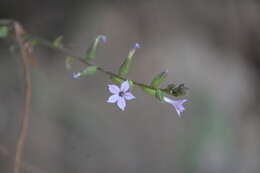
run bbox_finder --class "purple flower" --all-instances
[163,97,187,117]
[107,80,136,111]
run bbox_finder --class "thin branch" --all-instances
[24,34,168,92]
[13,21,32,173]
[0,144,48,173]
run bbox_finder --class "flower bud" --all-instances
[71,66,97,79]
[118,43,140,76]
[85,35,106,62]
[81,66,97,75]
[169,83,188,96]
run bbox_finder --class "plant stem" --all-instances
[24,34,166,92]
[13,22,32,173]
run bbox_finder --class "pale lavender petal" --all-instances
[108,84,120,94]
[117,97,126,111]
[164,97,187,117]
[173,99,187,117]
[107,95,119,103]
[175,111,181,117]
[120,80,129,92]
[178,99,187,104]
[124,92,136,100]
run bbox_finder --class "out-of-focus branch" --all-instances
[13,21,32,173]
[0,144,47,173]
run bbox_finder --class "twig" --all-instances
[0,144,48,173]
[13,21,32,173]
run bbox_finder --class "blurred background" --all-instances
[0,0,260,173]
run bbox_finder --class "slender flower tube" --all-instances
[163,96,187,117]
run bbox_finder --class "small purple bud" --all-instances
[133,43,140,49]
[72,72,81,79]
[99,35,107,43]
[164,69,169,74]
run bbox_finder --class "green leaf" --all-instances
[150,70,168,88]
[155,89,164,101]
[53,36,63,48]
[80,66,97,76]
[85,35,106,62]
[0,26,9,38]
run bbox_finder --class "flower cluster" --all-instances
[107,80,187,117]
[68,37,188,117]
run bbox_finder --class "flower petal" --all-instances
[163,97,187,117]
[117,97,126,111]
[120,80,129,92]
[124,92,136,100]
[180,99,188,104]
[107,95,119,103]
[108,84,120,94]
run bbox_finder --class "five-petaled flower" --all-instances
[163,97,187,117]
[107,80,136,111]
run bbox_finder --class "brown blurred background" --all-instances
[0,0,260,173]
